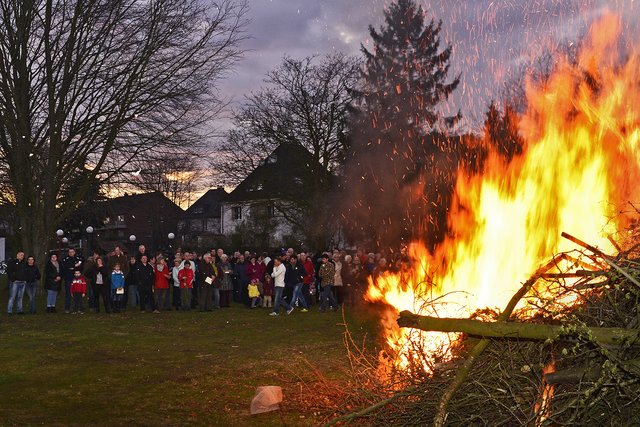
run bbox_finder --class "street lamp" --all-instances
[129,234,136,242]
[168,232,175,260]
[56,229,64,257]
[86,226,94,257]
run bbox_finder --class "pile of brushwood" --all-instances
[315,231,640,426]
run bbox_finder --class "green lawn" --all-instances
[0,284,379,426]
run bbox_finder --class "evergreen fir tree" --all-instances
[344,0,462,249]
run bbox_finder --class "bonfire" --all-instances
[323,13,640,426]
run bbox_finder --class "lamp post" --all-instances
[56,229,64,257]
[86,226,94,258]
[168,232,175,260]
[129,234,136,256]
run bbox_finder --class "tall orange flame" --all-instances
[366,13,640,371]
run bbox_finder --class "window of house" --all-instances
[117,214,125,222]
[247,182,263,192]
[266,154,277,164]
[232,206,242,220]
[267,204,275,217]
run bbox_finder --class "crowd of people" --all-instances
[6,244,408,316]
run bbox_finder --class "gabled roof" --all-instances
[105,191,183,215]
[184,188,228,217]
[224,143,331,203]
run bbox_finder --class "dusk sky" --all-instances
[219,0,640,131]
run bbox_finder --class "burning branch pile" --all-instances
[322,230,640,426]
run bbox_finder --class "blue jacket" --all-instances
[111,271,125,289]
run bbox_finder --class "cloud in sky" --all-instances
[219,0,640,130]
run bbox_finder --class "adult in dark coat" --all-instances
[7,251,27,314]
[44,254,62,313]
[234,255,249,305]
[60,248,82,313]
[198,254,217,311]
[135,255,156,312]
[25,256,42,314]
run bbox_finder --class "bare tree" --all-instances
[212,53,360,187]
[0,0,248,257]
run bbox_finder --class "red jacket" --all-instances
[303,259,315,284]
[154,265,170,289]
[245,262,266,283]
[178,268,194,289]
[71,276,87,294]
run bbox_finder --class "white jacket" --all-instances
[271,263,286,287]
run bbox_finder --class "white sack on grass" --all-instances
[250,386,283,415]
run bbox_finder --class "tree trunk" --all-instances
[397,311,640,346]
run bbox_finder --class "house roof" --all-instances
[104,191,184,215]
[223,143,331,203]
[184,188,228,217]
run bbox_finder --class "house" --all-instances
[96,192,183,253]
[180,187,228,238]
[220,142,332,248]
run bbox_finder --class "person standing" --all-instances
[332,253,344,307]
[269,257,294,316]
[288,255,309,312]
[154,257,171,312]
[70,270,87,314]
[94,257,112,313]
[126,256,139,310]
[319,254,337,312]
[234,254,248,304]
[217,254,233,308]
[24,256,41,314]
[302,255,315,307]
[7,251,27,315]
[198,253,217,311]
[44,254,62,313]
[61,248,82,313]
[136,255,157,313]
[171,258,181,310]
[110,264,125,313]
[178,261,194,311]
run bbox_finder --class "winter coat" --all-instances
[245,262,264,283]
[135,263,155,289]
[218,262,234,291]
[178,268,194,289]
[234,261,248,286]
[44,261,62,292]
[198,261,217,287]
[70,276,87,294]
[154,265,170,289]
[61,255,82,282]
[319,262,335,286]
[25,264,41,283]
[111,271,125,290]
[7,258,28,282]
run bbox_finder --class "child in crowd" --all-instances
[111,263,125,313]
[178,261,194,311]
[262,274,273,308]
[70,269,87,314]
[248,278,262,308]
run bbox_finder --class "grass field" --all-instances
[0,283,380,426]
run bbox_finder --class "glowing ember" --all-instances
[366,13,640,372]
